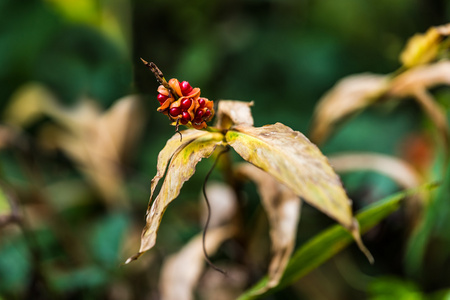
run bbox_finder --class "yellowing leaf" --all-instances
[237,163,301,295]
[126,132,225,263]
[309,74,388,144]
[400,27,442,68]
[227,123,350,227]
[0,185,19,228]
[147,129,211,209]
[0,187,11,216]
[399,24,450,68]
[226,123,372,262]
[4,83,55,128]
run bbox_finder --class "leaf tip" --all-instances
[140,57,149,65]
[123,252,143,265]
[351,219,374,264]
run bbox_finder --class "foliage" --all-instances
[238,183,437,299]
[1,0,450,299]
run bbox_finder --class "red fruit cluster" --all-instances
[156,79,214,129]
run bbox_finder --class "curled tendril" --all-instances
[202,147,230,275]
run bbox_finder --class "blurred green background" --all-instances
[1,0,450,299]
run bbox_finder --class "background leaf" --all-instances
[160,225,236,300]
[1,0,449,298]
[309,74,388,144]
[236,163,301,295]
[0,187,11,216]
[329,152,423,189]
[215,100,254,129]
[238,183,437,300]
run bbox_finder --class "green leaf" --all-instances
[51,266,107,292]
[405,163,450,276]
[368,276,424,300]
[0,237,31,293]
[89,213,129,268]
[0,187,10,215]
[238,183,437,300]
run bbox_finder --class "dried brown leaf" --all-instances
[414,90,449,158]
[5,86,146,204]
[309,74,389,144]
[160,225,236,300]
[40,96,144,204]
[329,152,423,189]
[215,100,254,130]
[329,152,427,229]
[126,132,225,263]
[226,123,372,262]
[436,23,450,35]
[310,61,450,151]
[160,183,237,300]
[200,182,238,228]
[4,83,55,127]
[389,61,450,95]
[388,61,450,156]
[198,266,248,300]
[0,126,17,150]
[236,163,301,294]
[98,95,145,161]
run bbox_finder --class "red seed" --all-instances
[204,109,211,118]
[157,93,168,104]
[180,81,193,95]
[180,118,189,125]
[198,98,206,107]
[193,117,203,124]
[182,111,191,121]
[169,107,182,116]
[195,110,204,119]
[180,98,192,110]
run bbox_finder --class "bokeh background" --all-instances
[1,0,450,299]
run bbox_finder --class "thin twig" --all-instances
[140,58,172,91]
[202,147,230,275]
